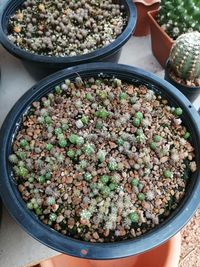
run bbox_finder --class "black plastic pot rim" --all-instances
[0,0,137,65]
[165,60,200,91]
[0,63,200,260]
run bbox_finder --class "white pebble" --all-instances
[76,119,84,128]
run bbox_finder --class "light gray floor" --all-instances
[0,36,199,267]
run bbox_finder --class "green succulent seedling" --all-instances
[129,212,139,223]
[95,108,110,119]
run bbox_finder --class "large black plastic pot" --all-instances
[0,0,137,78]
[165,60,200,103]
[0,198,2,227]
[0,63,200,259]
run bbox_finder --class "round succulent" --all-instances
[97,150,106,162]
[131,178,139,187]
[169,32,200,81]
[67,150,75,159]
[49,213,57,222]
[83,143,95,155]
[163,170,173,178]
[108,160,118,171]
[95,108,110,120]
[46,196,56,206]
[84,172,92,181]
[129,212,139,223]
[100,175,110,184]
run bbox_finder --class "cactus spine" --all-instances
[169,32,200,81]
[157,0,200,39]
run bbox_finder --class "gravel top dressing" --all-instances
[169,70,200,88]
[9,77,197,243]
[8,0,127,57]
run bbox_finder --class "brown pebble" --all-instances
[80,219,91,227]
[120,229,126,236]
[109,142,117,149]
[56,215,64,223]
[38,3,45,12]
[142,201,152,210]
[126,186,132,194]
[14,26,21,33]
[160,156,168,163]
[82,186,88,194]
[93,232,99,240]
[61,177,66,183]
[68,218,75,229]
[75,181,82,187]
[103,230,110,237]
[52,204,59,212]
[66,177,73,184]
[155,199,162,207]
[55,97,63,104]
[91,85,97,90]
[92,176,98,183]
[73,197,81,205]
[18,184,25,192]
[117,215,122,223]
[126,86,134,95]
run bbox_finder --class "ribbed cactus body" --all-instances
[169,32,200,81]
[157,0,200,39]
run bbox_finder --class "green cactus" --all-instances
[169,32,200,81]
[157,0,200,39]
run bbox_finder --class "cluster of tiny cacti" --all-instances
[80,192,137,231]
[169,31,200,81]
[9,75,197,242]
[157,0,200,39]
[8,0,127,56]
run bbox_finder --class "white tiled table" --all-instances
[0,24,199,267]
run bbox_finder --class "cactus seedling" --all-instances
[129,212,139,223]
[80,209,92,221]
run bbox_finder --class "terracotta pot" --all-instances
[39,233,181,267]
[40,256,93,267]
[133,0,160,36]
[147,9,174,67]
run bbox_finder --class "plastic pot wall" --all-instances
[0,0,137,72]
[0,63,200,260]
[0,198,2,227]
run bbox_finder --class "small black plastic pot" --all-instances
[165,60,200,103]
[0,0,137,78]
[0,63,200,259]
